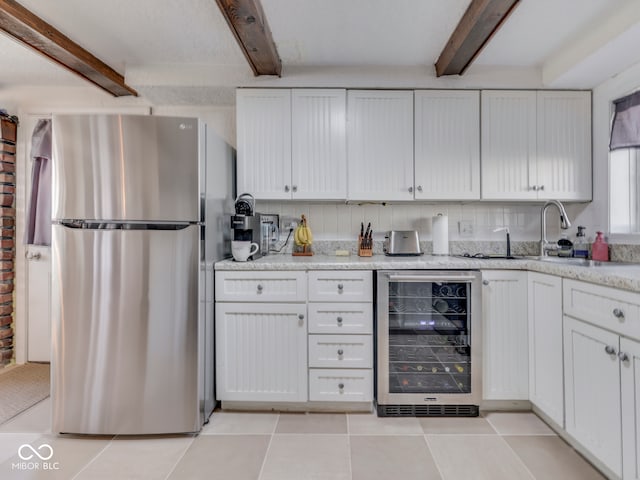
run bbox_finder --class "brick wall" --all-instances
[0,115,17,366]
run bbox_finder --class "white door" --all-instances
[215,302,308,402]
[621,337,640,480]
[25,246,51,362]
[414,90,480,200]
[292,89,347,200]
[564,316,622,477]
[481,270,528,400]
[481,90,537,200]
[536,91,592,201]
[347,90,414,201]
[236,89,292,199]
[528,272,563,426]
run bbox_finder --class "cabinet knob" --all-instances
[408,186,413,193]
[613,308,625,319]
[531,185,538,191]
[539,185,545,191]
[604,345,616,355]
[337,316,343,324]
[417,185,423,192]
[284,185,290,192]
[298,314,305,320]
[337,349,344,356]
[619,351,630,362]
[337,284,344,291]
[482,280,489,286]
[292,185,298,193]
[257,284,263,292]
[338,383,345,390]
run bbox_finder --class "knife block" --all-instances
[358,236,373,257]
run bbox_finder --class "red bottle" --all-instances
[591,231,609,261]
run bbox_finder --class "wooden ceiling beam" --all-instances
[435,0,521,77]
[0,0,137,96]
[215,0,282,76]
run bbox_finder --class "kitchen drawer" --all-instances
[308,303,373,334]
[215,271,307,302]
[308,270,372,302]
[309,368,373,402]
[308,334,372,368]
[563,279,640,340]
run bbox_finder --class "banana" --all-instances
[293,216,313,246]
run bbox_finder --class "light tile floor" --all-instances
[0,399,606,480]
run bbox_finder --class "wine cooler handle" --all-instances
[388,274,474,283]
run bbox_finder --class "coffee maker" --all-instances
[231,194,279,259]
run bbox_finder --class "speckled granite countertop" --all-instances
[215,254,640,294]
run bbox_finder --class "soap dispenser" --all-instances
[591,231,609,261]
[573,226,589,259]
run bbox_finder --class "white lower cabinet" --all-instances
[215,302,307,402]
[528,272,564,427]
[308,270,373,402]
[481,270,528,400]
[621,336,640,480]
[563,316,622,477]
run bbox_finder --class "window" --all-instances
[610,90,640,234]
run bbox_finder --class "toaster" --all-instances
[383,230,423,256]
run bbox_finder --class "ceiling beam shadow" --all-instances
[0,0,137,96]
[435,0,520,77]
[215,0,282,76]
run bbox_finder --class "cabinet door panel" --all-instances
[347,90,414,201]
[415,90,480,200]
[481,91,537,200]
[292,89,346,199]
[215,303,307,402]
[236,89,292,199]
[536,91,591,201]
[482,270,528,400]
[564,316,621,476]
[528,273,563,426]
[621,337,640,480]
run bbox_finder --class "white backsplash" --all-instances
[261,201,588,243]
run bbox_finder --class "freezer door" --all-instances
[51,224,201,434]
[52,114,200,222]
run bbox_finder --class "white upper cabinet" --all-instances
[292,89,347,199]
[536,91,592,200]
[481,90,591,201]
[236,89,347,200]
[415,90,480,200]
[347,90,414,201]
[236,89,292,200]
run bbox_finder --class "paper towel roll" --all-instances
[432,214,449,255]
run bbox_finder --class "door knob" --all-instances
[26,252,41,260]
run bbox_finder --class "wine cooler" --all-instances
[376,270,482,416]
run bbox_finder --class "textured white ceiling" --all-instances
[0,0,638,104]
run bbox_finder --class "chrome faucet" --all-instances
[540,200,572,256]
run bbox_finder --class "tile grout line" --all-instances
[70,435,116,480]
[162,434,197,480]
[346,414,353,480]
[423,434,446,480]
[494,434,537,480]
[256,412,280,480]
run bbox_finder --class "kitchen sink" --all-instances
[528,256,638,267]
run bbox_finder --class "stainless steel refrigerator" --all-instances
[51,114,234,434]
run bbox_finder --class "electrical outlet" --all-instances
[459,220,474,237]
[281,217,298,230]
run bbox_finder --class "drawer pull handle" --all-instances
[604,345,616,355]
[337,284,344,291]
[482,280,489,286]
[337,316,343,324]
[337,349,344,356]
[257,284,263,292]
[338,383,344,390]
[613,308,625,319]
[619,352,630,362]
[298,314,305,320]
